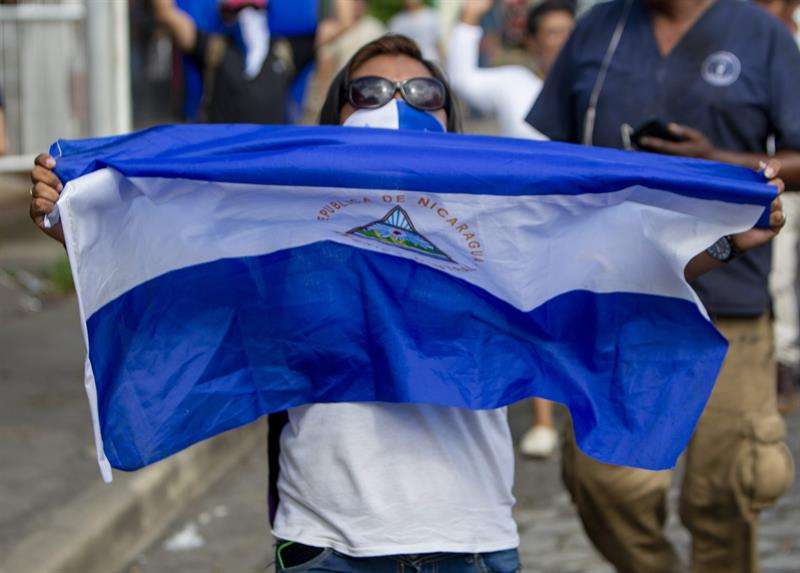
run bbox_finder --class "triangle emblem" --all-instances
[347,206,454,262]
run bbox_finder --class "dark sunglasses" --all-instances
[346,76,447,112]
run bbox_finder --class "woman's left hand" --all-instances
[684,160,785,282]
[731,159,786,252]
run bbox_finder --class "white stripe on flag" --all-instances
[60,168,763,320]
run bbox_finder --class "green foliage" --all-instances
[354,227,439,255]
[367,0,434,23]
[49,256,74,294]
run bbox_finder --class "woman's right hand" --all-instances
[29,153,65,245]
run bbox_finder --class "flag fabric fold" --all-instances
[49,124,775,479]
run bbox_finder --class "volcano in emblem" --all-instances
[347,206,454,262]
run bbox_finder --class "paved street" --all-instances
[128,404,800,573]
[0,194,101,559]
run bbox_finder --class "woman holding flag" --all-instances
[28,34,786,573]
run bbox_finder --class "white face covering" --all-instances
[343,99,446,132]
[237,7,270,79]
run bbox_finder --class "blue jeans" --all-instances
[275,546,520,573]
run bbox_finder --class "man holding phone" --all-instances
[526,0,800,571]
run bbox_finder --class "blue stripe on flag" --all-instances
[51,125,775,213]
[86,241,726,471]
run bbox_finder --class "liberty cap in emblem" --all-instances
[701,51,741,87]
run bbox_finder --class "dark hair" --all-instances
[318,34,462,133]
[527,0,576,36]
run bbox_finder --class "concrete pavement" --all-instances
[0,195,98,559]
[0,282,265,573]
[0,195,264,573]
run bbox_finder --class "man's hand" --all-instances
[461,0,494,26]
[639,123,717,160]
[639,122,800,186]
[29,153,65,245]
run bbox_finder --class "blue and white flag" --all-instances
[48,125,775,480]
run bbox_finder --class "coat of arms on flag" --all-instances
[348,206,454,262]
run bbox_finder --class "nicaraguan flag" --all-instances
[47,125,775,480]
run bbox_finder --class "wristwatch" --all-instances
[706,236,741,263]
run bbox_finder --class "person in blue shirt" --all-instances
[154,0,356,123]
[526,0,800,571]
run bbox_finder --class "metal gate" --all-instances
[0,2,88,158]
[0,0,130,174]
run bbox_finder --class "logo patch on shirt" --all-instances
[701,51,741,87]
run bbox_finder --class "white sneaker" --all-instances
[519,425,558,459]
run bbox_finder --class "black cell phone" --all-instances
[276,541,325,569]
[631,119,684,149]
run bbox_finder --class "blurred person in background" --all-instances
[525,0,576,76]
[314,0,387,112]
[757,0,800,42]
[448,0,576,458]
[153,0,356,123]
[161,0,269,121]
[500,0,533,45]
[389,0,442,62]
[526,0,800,570]
[0,83,7,156]
[757,0,800,413]
[448,0,576,140]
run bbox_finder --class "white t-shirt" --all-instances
[272,402,518,557]
[447,23,545,140]
[794,8,799,48]
[389,8,441,62]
